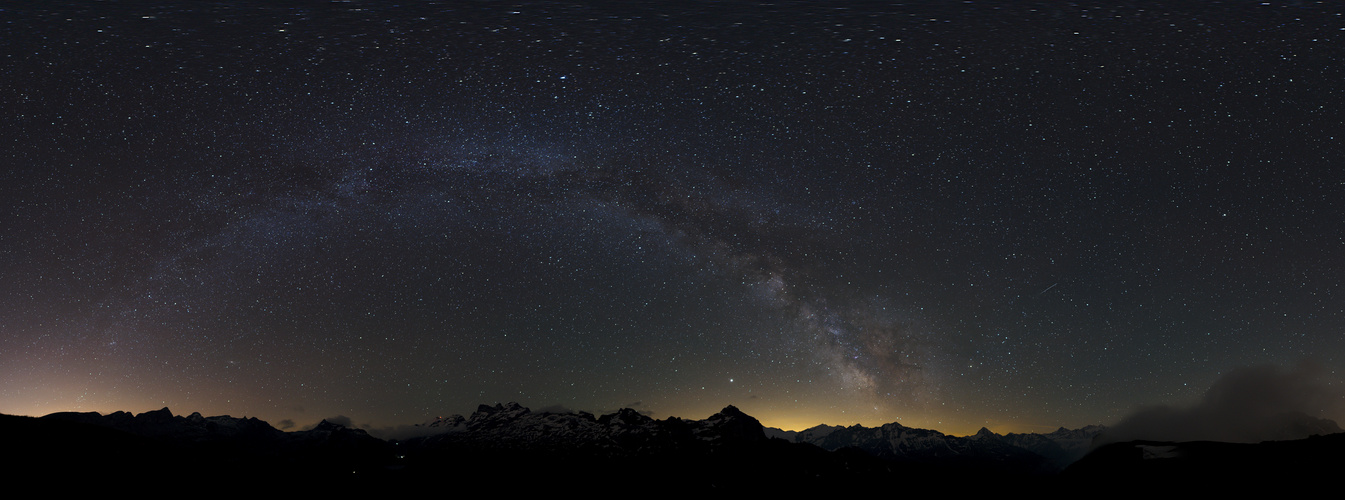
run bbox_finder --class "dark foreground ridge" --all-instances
[4,404,1341,494]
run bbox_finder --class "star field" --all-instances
[2,1,1344,434]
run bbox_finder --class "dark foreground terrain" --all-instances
[5,405,1342,495]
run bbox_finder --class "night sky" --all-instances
[3,1,1344,435]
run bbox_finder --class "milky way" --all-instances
[3,1,1344,434]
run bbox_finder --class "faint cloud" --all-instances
[1100,360,1345,444]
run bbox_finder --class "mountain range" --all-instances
[5,403,1340,494]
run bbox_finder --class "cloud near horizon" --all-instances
[1100,361,1345,444]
